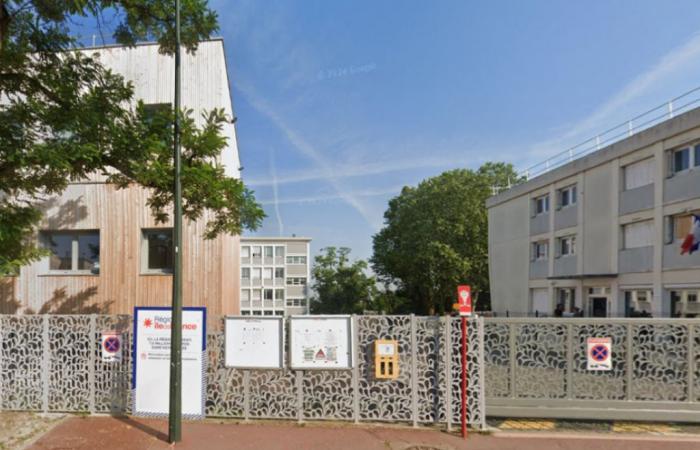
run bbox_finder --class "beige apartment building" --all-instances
[239,237,311,316]
[487,107,700,318]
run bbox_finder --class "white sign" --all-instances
[290,316,354,369]
[101,332,123,363]
[376,342,396,357]
[132,307,206,418]
[225,316,284,369]
[586,337,612,371]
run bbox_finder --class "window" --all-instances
[286,256,307,264]
[264,310,273,316]
[286,277,307,286]
[557,288,575,312]
[275,268,284,279]
[275,289,285,300]
[286,298,307,307]
[251,289,261,301]
[696,145,700,168]
[252,246,262,258]
[142,229,172,273]
[558,185,577,208]
[252,268,262,280]
[241,311,251,316]
[624,158,654,190]
[532,241,548,261]
[264,289,273,300]
[531,288,550,315]
[263,268,273,280]
[666,214,694,243]
[670,289,700,317]
[42,230,100,273]
[668,145,700,175]
[534,194,549,215]
[623,220,654,249]
[241,268,250,279]
[252,311,262,316]
[558,236,576,257]
[264,246,274,258]
[241,290,250,301]
[241,246,250,258]
[275,246,285,257]
[274,311,284,316]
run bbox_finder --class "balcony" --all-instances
[664,169,700,204]
[554,206,577,230]
[530,213,550,235]
[553,255,577,277]
[619,246,653,273]
[529,260,549,279]
[663,244,700,270]
[619,184,654,215]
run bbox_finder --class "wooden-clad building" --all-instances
[1,39,241,316]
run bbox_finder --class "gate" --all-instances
[0,314,485,429]
[484,318,700,422]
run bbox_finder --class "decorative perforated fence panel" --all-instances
[0,315,485,429]
[484,318,700,422]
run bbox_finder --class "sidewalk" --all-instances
[26,416,700,450]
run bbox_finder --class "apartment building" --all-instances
[487,107,700,318]
[239,237,311,316]
[0,40,242,316]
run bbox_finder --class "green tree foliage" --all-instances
[310,247,379,315]
[0,1,264,275]
[371,163,522,315]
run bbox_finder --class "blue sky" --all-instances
[79,1,700,262]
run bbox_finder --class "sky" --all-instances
[77,1,700,262]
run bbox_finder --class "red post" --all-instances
[461,315,468,439]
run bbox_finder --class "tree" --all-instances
[310,247,378,315]
[0,1,264,275]
[371,162,522,315]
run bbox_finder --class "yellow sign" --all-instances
[374,339,399,379]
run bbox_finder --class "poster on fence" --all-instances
[289,315,353,369]
[586,337,612,371]
[225,316,284,369]
[132,306,206,418]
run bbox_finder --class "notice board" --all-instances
[289,315,353,369]
[132,306,206,419]
[225,316,284,369]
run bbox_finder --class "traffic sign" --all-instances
[586,337,612,371]
[101,332,122,363]
[457,285,472,317]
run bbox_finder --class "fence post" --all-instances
[0,316,3,411]
[410,314,418,427]
[88,315,96,414]
[243,370,250,422]
[352,315,360,424]
[566,323,573,400]
[509,323,517,399]
[444,316,452,432]
[296,370,304,423]
[477,317,486,430]
[626,323,634,401]
[688,324,695,403]
[42,315,49,413]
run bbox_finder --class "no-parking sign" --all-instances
[586,337,612,371]
[101,332,123,363]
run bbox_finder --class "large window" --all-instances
[669,145,700,175]
[558,236,576,257]
[558,185,577,208]
[241,267,250,280]
[624,158,654,190]
[275,289,285,300]
[665,214,695,243]
[533,194,549,215]
[251,246,262,258]
[286,298,307,307]
[264,246,274,258]
[142,229,173,273]
[241,246,250,258]
[42,230,100,274]
[275,267,285,279]
[286,277,307,286]
[532,241,548,261]
[286,255,307,265]
[275,246,285,257]
[623,220,654,249]
[252,268,262,280]
[263,268,273,280]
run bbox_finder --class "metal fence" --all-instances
[0,314,485,429]
[483,318,700,422]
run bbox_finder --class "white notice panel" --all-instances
[225,316,284,369]
[290,315,353,369]
[132,307,206,419]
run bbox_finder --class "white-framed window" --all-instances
[264,289,273,300]
[622,220,654,249]
[264,246,274,258]
[286,298,307,307]
[251,289,261,301]
[275,289,285,300]
[41,230,100,274]
[665,214,696,244]
[286,255,307,264]
[252,268,262,280]
[141,228,172,273]
[624,158,654,190]
[241,267,250,279]
[252,246,262,258]
[241,290,251,301]
[286,277,307,286]
[274,311,284,316]
[241,246,250,258]
[557,288,575,312]
[241,311,251,316]
[533,194,549,215]
[532,241,548,261]
[263,268,273,280]
[670,289,700,317]
[558,185,577,208]
[668,144,700,175]
[558,235,576,257]
[275,267,284,279]
[264,310,273,316]
[275,246,285,257]
[252,310,262,316]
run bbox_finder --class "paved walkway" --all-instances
[26,417,700,450]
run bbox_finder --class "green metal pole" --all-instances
[168,0,183,443]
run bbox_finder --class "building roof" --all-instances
[240,236,312,242]
[486,106,700,208]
